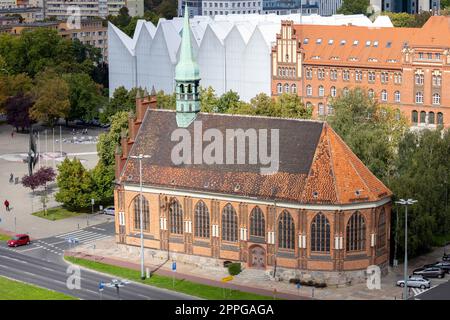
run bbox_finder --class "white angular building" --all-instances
[108,13,393,101]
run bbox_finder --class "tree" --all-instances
[156,90,176,110]
[55,158,94,211]
[101,86,140,122]
[328,87,408,183]
[442,0,450,8]
[200,86,218,113]
[63,73,105,124]
[0,73,33,110]
[390,129,450,257]
[22,166,56,192]
[251,93,276,117]
[155,0,177,19]
[275,93,312,119]
[31,75,70,127]
[384,12,431,28]
[216,90,241,113]
[90,162,115,205]
[337,0,370,15]
[97,111,130,167]
[5,93,34,132]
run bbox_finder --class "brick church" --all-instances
[114,8,392,283]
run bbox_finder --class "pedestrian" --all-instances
[9,173,13,183]
[11,130,14,138]
[4,199,10,212]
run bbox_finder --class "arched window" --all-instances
[194,201,210,238]
[368,89,374,99]
[169,199,183,235]
[346,212,366,251]
[284,83,290,93]
[222,204,238,242]
[277,83,282,94]
[318,85,324,97]
[278,210,295,250]
[381,90,387,102]
[415,92,423,104]
[327,104,334,115]
[330,86,336,97]
[377,209,386,249]
[306,85,312,96]
[133,195,150,231]
[433,93,440,105]
[249,206,265,238]
[420,111,426,123]
[318,103,325,116]
[187,84,192,93]
[179,84,185,94]
[429,111,435,124]
[394,91,401,103]
[412,110,418,123]
[291,84,297,94]
[310,212,330,252]
[343,87,349,96]
[437,112,444,125]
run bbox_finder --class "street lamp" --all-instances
[129,154,151,280]
[395,198,417,300]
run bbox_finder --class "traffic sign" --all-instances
[172,261,177,272]
[221,276,234,283]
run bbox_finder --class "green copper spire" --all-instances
[175,4,201,128]
[175,4,200,82]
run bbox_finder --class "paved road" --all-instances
[0,222,196,300]
[414,279,450,300]
[1,222,115,263]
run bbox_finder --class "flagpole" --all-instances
[59,125,62,157]
[52,128,55,168]
[45,130,48,166]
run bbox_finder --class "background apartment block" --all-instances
[201,0,263,16]
[44,0,142,20]
[58,19,108,60]
[262,0,319,15]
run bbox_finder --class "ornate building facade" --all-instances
[271,16,450,128]
[114,8,393,283]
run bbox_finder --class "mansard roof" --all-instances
[119,109,392,206]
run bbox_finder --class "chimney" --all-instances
[115,145,124,180]
[136,87,157,123]
[120,130,129,159]
[128,113,137,143]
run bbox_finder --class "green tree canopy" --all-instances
[30,72,70,126]
[337,0,370,15]
[55,158,94,210]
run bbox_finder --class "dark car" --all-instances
[443,254,450,262]
[413,267,446,278]
[7,234,31,247]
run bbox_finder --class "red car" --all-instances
[7,234,31,247]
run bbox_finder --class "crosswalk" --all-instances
[55,229,111,245]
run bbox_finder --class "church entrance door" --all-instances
[250,245,266,269]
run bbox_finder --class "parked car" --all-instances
[7,234,31,247]
[103,206,115,216]
[443,254,450,262]
[397,276,431,289]
[413,267,445,278]
[431,262,450,274]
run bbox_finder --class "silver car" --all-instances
[396,276,431,289]
[103,206,115,216]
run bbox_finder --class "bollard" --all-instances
[146,267,150,279]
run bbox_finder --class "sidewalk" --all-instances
[65,250,308,300]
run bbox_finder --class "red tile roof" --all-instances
[119,110,391,205]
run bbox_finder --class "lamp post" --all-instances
[129,154,151,280]
[395,198,417,300]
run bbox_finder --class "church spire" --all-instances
[175,4,201,128]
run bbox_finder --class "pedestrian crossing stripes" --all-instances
[411,285,434,297]
[55,229,111,244]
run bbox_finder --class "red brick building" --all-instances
[271,16,450,128]
[114,91,392,283]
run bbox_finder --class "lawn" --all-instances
[0,276,77,300]
[32,206,84,221]
[65,256,275,300]
[0,233,10,241]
